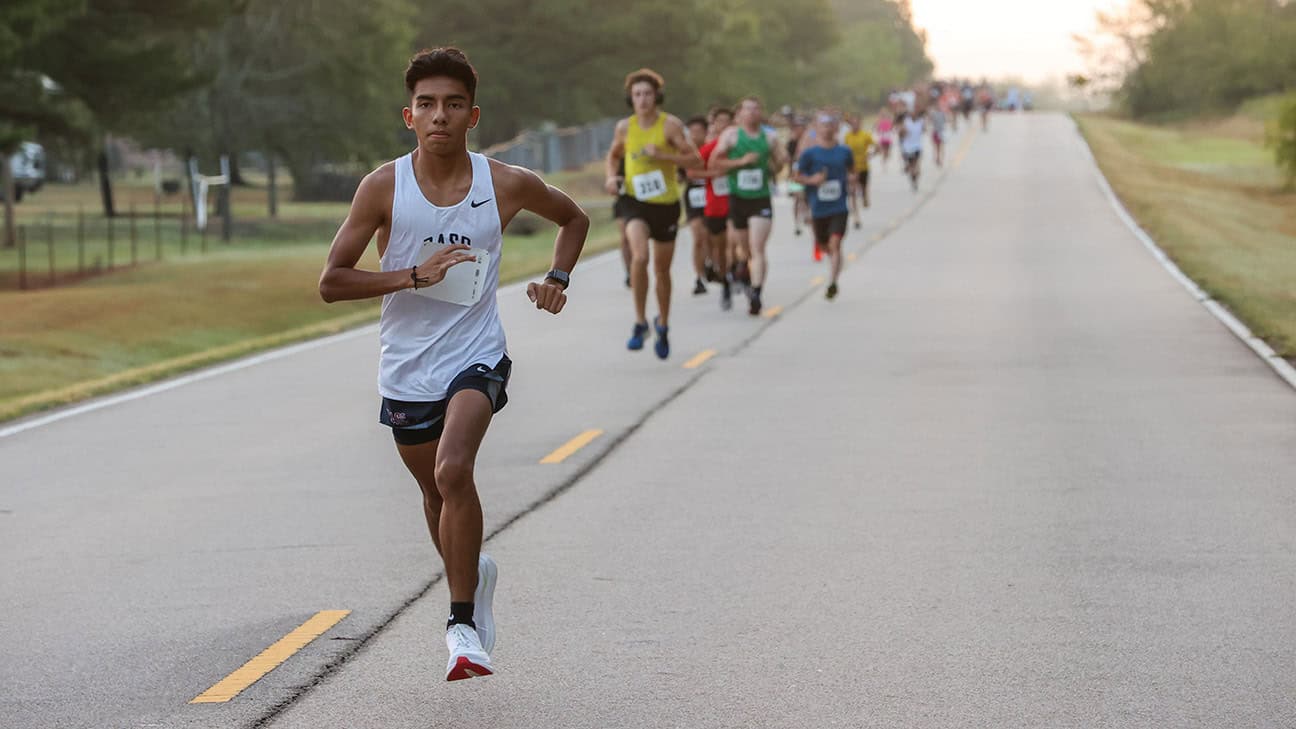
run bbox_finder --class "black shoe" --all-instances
[720,282,733,311]
[853,220,861,230]
[748,291,762,316]
[624,274,631,288]
[693,278,707,295]
[794,227,802,236]
[704,263,720,283]
[826,282,838,300]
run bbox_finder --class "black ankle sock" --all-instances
[753,286,763,297]
[447,601,475,629]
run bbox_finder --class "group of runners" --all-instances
[604,68,995,358]
[319,49,997,682]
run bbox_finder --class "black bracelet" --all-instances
[410,265,419,289]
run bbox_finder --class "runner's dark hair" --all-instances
[406,47,478,103]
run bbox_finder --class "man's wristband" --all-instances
[410,266,420,289]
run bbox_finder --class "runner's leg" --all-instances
[396,440,443,555]
[748,216,772,287]
[627,219,651,324]
[653,239,675,327]
[396,390,493,603]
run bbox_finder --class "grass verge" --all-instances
[0,219,619,423]
[1076,109,1296,362]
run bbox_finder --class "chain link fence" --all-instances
[483,119,617,173]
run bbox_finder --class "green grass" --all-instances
[0,218,618,422]
[0,159,614,421]
[1077,110,1296,361]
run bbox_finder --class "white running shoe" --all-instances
[445,623,493,681]
[474,553,497,654]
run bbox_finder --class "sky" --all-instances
[909,0,1126,83]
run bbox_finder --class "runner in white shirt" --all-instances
[899,111,926,191]
[318,47,588,682]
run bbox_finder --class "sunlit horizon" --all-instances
[909,0,1127,83]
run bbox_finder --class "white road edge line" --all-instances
[0,248,621,439]
[1073,116,1296,392]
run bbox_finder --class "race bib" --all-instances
[817,179,842,202]
[711,175,730,197]
[687,186,707,208]
[736,168,764,191]
[631,170,667,200]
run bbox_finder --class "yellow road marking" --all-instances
[191,610,350,704]
[847,253,858,262]
[952,127,977,167]
[762,305,784,319]
[682,349,716,369]
[540,429,603,464]
[810,275,825,286]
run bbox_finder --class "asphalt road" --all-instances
[2,113,1293,729]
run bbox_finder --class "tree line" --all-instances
[1089,0,1296,118]
[2,0,931,219]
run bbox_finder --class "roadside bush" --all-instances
[1267,93,1296,190]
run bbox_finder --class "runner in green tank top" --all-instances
[708,96,787,315]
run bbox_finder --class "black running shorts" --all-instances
[380,355,511,446]
[856,170,869,188]
[624,198,680,242]
[704,215,727,236]
[728,196,773,230]
[612,194,634,221]
[812,213,848,245]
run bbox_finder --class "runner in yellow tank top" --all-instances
[843,115,875,227]
[604,68,701,360]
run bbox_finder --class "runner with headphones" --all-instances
[604,68,702,359]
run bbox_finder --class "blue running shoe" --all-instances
[653,317,670,359]
[627,321,649,350]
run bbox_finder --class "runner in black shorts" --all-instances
[605,68,702,359]
[612,158,633,287]
[681,115,711,295]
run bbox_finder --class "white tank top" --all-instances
[378,151,506,401]
[902,117,925,154]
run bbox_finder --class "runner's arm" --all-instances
[768,130,789,172]
[318,168,474,303]
[707,130,753,173]
[509,167,588,314]
[652,117,703,169]
[604,121,628,195]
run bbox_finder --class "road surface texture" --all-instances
[2,114,1292,728]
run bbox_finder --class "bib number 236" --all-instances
[736,168,763,192]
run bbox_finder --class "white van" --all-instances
[4,142,46,202]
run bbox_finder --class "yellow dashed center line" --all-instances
[540,429,603,464]
[809,275,825,286]
[191,610,350,704]
[762,305,784,319]
[846,253,858,262]
[682,349,716,369]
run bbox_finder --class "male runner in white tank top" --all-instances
[318,47,589,681]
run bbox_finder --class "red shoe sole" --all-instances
[446,656,493,682]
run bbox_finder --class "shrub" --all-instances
[1266,92,1296,190]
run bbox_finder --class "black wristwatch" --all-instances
[544,269,570,290]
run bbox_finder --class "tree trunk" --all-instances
[2,160,14,248]
[97,149,116,218]
[228,153,248,186]
[267,155,278,218]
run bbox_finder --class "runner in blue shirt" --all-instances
[795,112,854,300]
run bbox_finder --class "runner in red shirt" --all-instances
[693,106,736,311]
